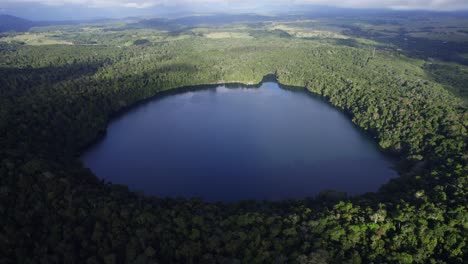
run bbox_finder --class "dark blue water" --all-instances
[82,81,397,202]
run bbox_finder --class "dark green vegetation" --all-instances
[0,15,35,32]
[0,14,86,33]
[0,13,467,263]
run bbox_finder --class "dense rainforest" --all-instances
[0,20,467,264]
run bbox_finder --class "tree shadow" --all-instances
[0,61,106,97]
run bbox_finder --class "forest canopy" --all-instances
[0,13,467,264]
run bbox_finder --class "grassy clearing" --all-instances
[269,23,348,39]
[204,32,253,39]
[460,53,468,59]
[0,32,73,45]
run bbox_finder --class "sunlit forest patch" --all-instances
[269,23,349,39]
[0,32,74,45]
[204,31,253,39]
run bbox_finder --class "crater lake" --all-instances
[81,79,397,202]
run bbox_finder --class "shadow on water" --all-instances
[102,73,313,132]
[82,74,397,202]
[274,77,401,168]
[85,73,401,169]
[104,75,273,124]
[78,75,270,155]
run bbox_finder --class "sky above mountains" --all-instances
[3,0,467,10]
[1,0,467,20]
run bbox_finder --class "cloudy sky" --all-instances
[2,0,467,9]
[1,0,467,20]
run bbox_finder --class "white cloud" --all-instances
[1,0,468,10]
[122,1,155,8]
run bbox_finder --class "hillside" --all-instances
[0,15,35,32]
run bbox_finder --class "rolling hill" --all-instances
[0,15,35,32]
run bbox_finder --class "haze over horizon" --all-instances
[1,0,468,20]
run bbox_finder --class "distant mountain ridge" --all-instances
[127,14,275,31]
[2,10,468,33]
[172,14,273,26]
[0,15,35,32]
[0,14,125,32]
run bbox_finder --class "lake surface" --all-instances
[82,80,397,202]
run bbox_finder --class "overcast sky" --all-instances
[1,0,467,20]
[2,0,468,10]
